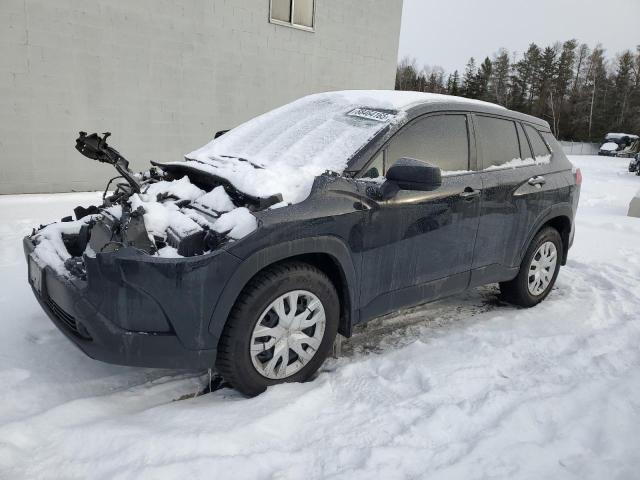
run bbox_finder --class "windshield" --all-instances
[187,93,398,169]
[183,92,403,203]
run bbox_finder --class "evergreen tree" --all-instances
[551,40,577,136]
[532,46,558,119]
[490,49,511,106]
[610,51,635,128]
[462,58,478,98]
[394,40,640,142]
[449,70,460,96]
[476,57,493,100]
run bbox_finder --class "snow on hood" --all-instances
[183,91,504,204]
[600,142,619,151]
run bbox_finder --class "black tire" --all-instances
[500,227,563,308]
[215,261,339,397]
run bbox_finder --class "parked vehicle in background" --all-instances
[24,91,581,396]
[629,154,640,173]
[617,139,640,158]
[598,133,639,156]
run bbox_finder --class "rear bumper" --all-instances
[24,237,240,369]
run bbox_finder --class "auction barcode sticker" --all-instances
[347,108,396,122]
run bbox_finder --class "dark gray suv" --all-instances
[24,91,581,396]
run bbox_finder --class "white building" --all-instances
[0,0,403,194]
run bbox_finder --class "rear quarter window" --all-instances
[516,123,533,159]
[541,131,562,154]
[524,124,551,159]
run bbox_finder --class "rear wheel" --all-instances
[500,227,562,307]
[216,262,339,396]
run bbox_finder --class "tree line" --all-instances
[395,41,640,142]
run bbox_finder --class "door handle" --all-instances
[528,176,546,186]
[460,187,480,200]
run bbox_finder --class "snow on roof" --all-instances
[183,91,504,204]
[605,132,639,140]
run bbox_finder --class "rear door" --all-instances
[471,115,556,283]
[358,113,483,319]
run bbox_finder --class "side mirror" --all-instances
[214,130,229,139]
[386,157,442,191]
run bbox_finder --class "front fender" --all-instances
[207,235,359,339]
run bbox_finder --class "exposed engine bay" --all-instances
[29,132,282,279]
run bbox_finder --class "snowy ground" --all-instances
[1,155,640,479]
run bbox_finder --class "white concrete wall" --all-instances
[0,0,403,194]
[559,141,600,156]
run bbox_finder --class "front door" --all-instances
[358,113,482,320]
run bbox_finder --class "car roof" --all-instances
[328,90,551,130]
[404,99,550,130]
[605,132,639,140]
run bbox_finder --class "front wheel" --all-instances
[500,227,562,307]
[216,262,339,396]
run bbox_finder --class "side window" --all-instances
[386,114,469,172]
[516,123,533,160]
[362,151,384,178]
[524,125,551,159]
[541,131,560,154]
[476,116,520,168]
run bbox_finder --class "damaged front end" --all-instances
[29,132,282,280]
[23,132,287,368]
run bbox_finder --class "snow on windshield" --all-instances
[184,91,503,204]
[184,93,396,204]
[600,142,619,151]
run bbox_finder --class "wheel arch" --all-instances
[208,236,359,341]
[545,216,572,265]
[521,206,573,266]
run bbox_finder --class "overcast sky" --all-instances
[398,0,640,73]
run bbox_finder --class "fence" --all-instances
[559,141,600,156]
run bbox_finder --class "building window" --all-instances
[270,0,315,31]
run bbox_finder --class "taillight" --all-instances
[575,168,582,186]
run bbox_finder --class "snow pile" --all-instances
[3,157,640,477]
[31,216,97,276]
[130,193,200,240]
[142,176,205,202]
[212,207,257,239]
[130,177,258,247]
[183,91,506,204]
[442,169,472,176]
[485,154,551,171]
[600,142,619,152]
[193,186,235,213]
[156,245,183,258]
[29,176,259,270]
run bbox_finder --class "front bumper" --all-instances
[24,237,240,369]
